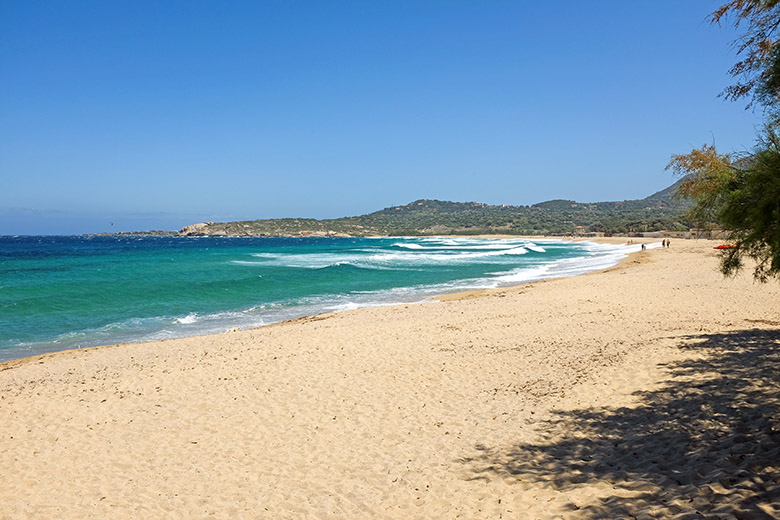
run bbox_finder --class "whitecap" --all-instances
[176,313,198,324]
[525,243,546,253]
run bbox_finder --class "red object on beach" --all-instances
[713,244,737,249]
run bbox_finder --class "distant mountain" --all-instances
[178,179,692,237]
[532,177,688,211]
[642,176,689,205]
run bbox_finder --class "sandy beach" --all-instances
[1,238,779,519]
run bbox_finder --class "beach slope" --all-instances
[1,239,779,519]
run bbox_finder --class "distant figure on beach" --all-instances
[667,239,671,248]
[641,243,646,251]
[662,239,666,247]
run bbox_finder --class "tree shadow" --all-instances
[461,329,780,519]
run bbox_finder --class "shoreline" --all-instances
[0,236,650,367]
[3,238,777,518]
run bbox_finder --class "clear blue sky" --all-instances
[0,1,765,234]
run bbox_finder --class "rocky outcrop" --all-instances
[179,222,214,236]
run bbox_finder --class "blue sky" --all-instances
[0,1,766,234]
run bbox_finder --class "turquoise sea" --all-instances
[0,235,642,362]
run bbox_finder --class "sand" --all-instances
[1,238,779,519]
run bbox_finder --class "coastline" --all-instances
[0,235,641,365]
[2,238,779,518]
[0,235,639,369]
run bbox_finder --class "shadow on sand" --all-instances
[461,329,780,519]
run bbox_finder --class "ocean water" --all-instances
[0,235,645,362]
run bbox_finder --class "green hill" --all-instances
[179,180,691,237]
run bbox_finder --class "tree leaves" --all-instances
[711,0,780,107]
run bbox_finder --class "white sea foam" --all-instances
[487,241,636,286]
[299,240,592,273]
[176,313,198,324]
[237,241,541,270]
[230,260,270,266]
[396,243,523,250]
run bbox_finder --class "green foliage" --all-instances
[666,2,780,281]
[667,144,736,228]
[718,133,780,280]
[712,0,780,109]
[668,131,780,281]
